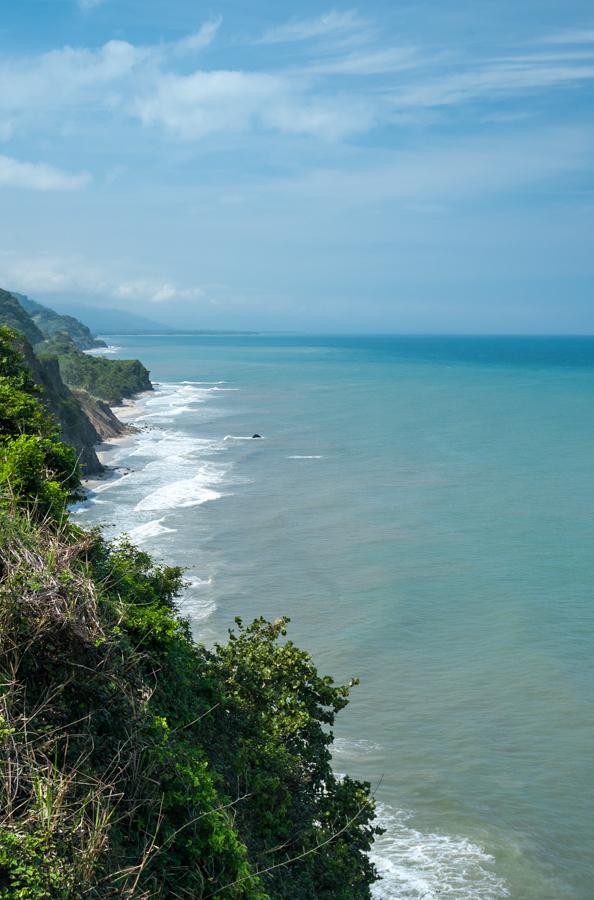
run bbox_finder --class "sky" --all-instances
[0,0,593,332]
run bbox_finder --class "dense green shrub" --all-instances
[0,328,81,518]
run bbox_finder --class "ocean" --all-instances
[74,334,594,899]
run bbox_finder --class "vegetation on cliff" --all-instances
[0,289,45,347]
[13,292,107,350]
[0,294,151,472]
[0,326,380,898]
[1,328,103,475]
[39,334,152,405]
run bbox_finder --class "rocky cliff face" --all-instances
[1,291,146,475]
[73,389,136,441]
[20,342,104,474]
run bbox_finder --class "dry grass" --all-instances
[0,512,162,897]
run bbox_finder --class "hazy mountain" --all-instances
[47,303,171,335]
[13,292,106,349]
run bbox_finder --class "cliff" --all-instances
[0,292,150,473]
[19,340,104,474]
[73,388,135,440]
[38,333,153,404]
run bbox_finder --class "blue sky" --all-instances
[0,0,593,332]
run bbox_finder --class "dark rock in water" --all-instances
[252,433,262,439]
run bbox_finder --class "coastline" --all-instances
[82,390,153,490]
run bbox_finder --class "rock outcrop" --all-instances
[0,290,149,475]
[73,390,136,441]
[20,344,104,474]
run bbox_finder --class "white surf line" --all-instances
[370,803,508,900]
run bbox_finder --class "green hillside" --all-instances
[0,289,45,346]
[0,292,151,472]
[39,333,152,404]
[13,292,107,349]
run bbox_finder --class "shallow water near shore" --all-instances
[75,334,594,899]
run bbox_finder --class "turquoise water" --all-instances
[76,335,594,899]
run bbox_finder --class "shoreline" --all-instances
[82,389,153,491]
[71,338,512,900]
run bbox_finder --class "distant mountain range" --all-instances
[1,289,259,344]
[47,303,171,335]
[46,302,257,336]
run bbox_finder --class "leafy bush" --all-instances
[0,328,81,518]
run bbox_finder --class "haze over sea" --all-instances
[76,333,594,900]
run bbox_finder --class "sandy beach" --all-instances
[82,390,152,490]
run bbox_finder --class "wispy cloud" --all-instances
[136,69,377,140]
[0,250,206,303]
[304,46,420,76]
[540,26,594,45]
[390,55,594,110]
[1,16,594,151]
[0,155,90,190]
[173,17,222,57]
[259,10,365,45]
[114,280,205,302]
[0,40,149,118]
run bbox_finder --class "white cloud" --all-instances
[391,56,594,110]
[304,46,420,76]
[114,280,205,303]
[0,251,206,304]
[173,17,222,56]
[0,40,150,117]
[259,10,365,45]
[1,18,593,152]
[136,68,376,140]
[0,155,90,190]
[541,27,594,45]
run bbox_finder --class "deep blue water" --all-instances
[76,334,594,899]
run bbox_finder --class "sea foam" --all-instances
[135,477,223,512]
[370,804,508,900]
[180,576,216,622]
[128,518,176,543]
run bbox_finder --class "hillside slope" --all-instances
[14,292,107,349]
[0,288,44,346]
[39,333,152,404]
[22,341,104,474]
[0,293,150,472]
